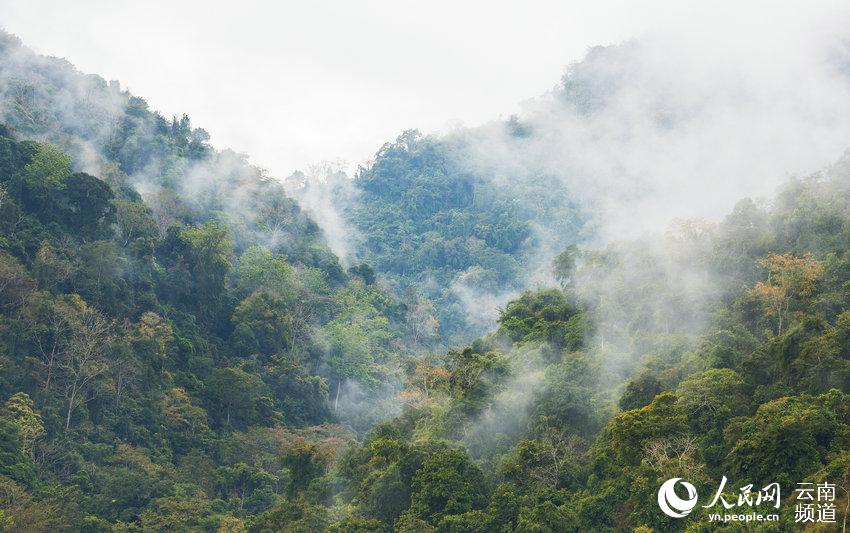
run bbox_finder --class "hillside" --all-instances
[292,37,850,349]
[294,156,850,532]
[344,130,583,343]
[0,32,435,530]
[0,28,849,532]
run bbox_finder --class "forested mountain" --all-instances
[0,31,433,530]
[342,129,583,343]
[292,37,850,348]
[0,28,849,532]
[308,156,850,532]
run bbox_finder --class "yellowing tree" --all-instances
[135,311,174,361]
[752,252,824,335]
[412,364,451,397]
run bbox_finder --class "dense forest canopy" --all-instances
[290,36,850,349]
[343,129,583,343]
[0,27,849,533]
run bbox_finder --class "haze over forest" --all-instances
[0,4,849,532]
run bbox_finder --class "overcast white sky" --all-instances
[0,0,846,178]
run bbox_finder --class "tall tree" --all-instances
[55,295,115,430]
[752,252,824,335]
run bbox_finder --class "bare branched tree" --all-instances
[56,298,115,430]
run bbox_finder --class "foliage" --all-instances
[0,98,420,528]
[3,29,850,530]
[348,130,579,342]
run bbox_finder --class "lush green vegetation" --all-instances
[1,28,850,532]
[4,122,850,529]
[0,50,435,527]
[348,129,582,343]
[316,163,850,532]
[0,117,434,529]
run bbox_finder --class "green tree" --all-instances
[724,390,848,486]
[322,283,392,411]
[609,392,689,464]
[675,368,748,427]
[1,393,43,459]
[213,463,276,512]
[408,448,486,524]
[160,388,212,454]
[498,289,586,351]
[280,438,330,497]
[232,290,302,358]
[23,143,71,188]
[158,222,233,323]
[205,367,271,428]
[114,199,158,248]
[233,245,298,300]
[0,476,67,531]
[552,245,580,289]
[56,173,116,238]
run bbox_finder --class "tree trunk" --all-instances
[115,374,126,408]
[65,388,76,430]
[44,348,57,392]
[334,379,341,412]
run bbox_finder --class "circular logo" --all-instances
[658,478,698,518]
